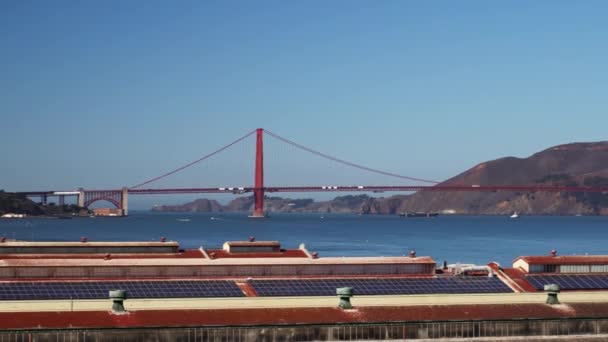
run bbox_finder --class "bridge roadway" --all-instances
[17,185,608,197]
[129,185,608,195]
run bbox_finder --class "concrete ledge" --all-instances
[0,291,605,313]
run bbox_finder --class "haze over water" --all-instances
[1,213,606,266]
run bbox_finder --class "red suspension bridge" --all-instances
[16,128,608,217]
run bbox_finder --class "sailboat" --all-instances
[510,211,519,219]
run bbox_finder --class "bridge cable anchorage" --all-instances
[264,130,440,184]
[129,129,257,189]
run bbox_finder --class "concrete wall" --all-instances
[3,318,608,341]
[513,259,529,272]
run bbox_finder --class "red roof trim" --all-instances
[2,303,608,329]
[514,256,608,265]
[0,250,203,260]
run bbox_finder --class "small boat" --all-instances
[510,212,519,219]
[176,218,191,222]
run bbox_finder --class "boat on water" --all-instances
[510,212,519,219]
[176,219,191,222]
[400,212,439,218]
[0,213,26,219]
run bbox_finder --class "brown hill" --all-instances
[391,142,608,215]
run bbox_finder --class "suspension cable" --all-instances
[264,130,440,184]
[130,129,257,189]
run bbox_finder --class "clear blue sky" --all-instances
[1,1,607,208]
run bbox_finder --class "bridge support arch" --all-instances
[79,188,129,216]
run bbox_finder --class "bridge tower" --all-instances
[77,188,85,208]
[251,128,265,218]
[121,187,129,216]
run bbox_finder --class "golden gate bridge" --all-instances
[16,128,608,217]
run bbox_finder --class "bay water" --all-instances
[1,212,606,267]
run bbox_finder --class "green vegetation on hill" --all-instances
[0,190,88,216]
[0,190,44,215]
[535,174,578,187]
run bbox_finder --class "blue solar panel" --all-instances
[526,274,608,290]
[250,277,512,296]
[0,280,244,300]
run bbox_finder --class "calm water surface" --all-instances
[1,212,606,266]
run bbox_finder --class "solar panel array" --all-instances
[0,280,244,300]
[526,274,608,290]
[250,277,513,296]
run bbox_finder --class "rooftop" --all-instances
[514,255,608,265]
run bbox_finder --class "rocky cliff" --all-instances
[153,199,224,213]
[152,195,373,214]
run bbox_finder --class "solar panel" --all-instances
[0,280,244,300]
[525,274,608,290]
[250,277,512,297]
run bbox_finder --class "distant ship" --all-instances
[399,212,439,218]
[510,212,519,219]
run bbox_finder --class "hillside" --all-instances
[152,141,608,215]
[0,191,45,216]
[392,142,608,215]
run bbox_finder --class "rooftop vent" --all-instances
[109,290,127,314]
[544,284,560,305]
[337,287,354,309]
